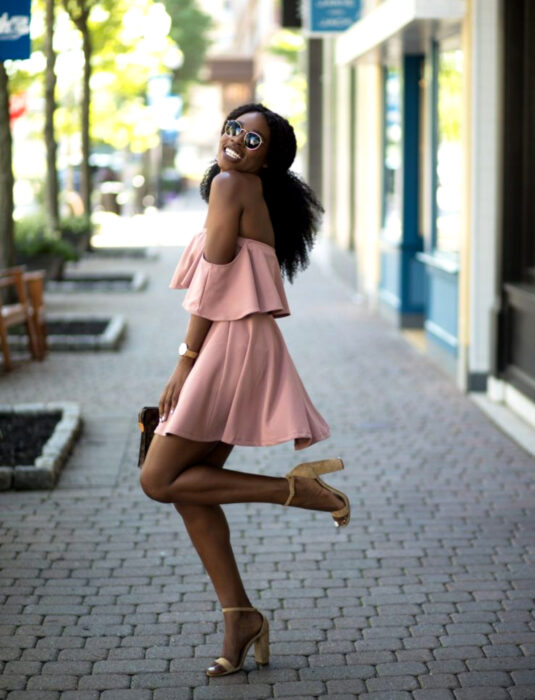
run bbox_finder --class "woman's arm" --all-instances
[203,171,243,263]
[158,313,212,422]
[158,172,245,422]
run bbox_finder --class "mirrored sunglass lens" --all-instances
[225,120,242,136]
[245,133,261,149]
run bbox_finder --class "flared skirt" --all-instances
[154,313,330,450]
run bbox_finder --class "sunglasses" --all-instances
[224,119,264,150]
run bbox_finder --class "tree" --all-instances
[162,0,212,101]
[0,63,15,270]
[62,0,96,217]
[44,0,60,234]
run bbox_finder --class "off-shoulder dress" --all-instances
[154,229,330,450]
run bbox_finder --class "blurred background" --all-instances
[1,0,534,441]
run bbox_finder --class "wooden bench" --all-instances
[0,266,47,370]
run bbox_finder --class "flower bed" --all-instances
[0,403,82,489]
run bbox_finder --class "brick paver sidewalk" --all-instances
[1,201,534,699]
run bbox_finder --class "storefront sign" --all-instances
[305,0,361,35]
[0,0,31,61]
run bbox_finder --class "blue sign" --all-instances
[308,0,361,34]
[0,0,31,61]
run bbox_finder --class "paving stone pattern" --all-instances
[1,202,534,698]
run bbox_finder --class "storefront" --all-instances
[321,0,535,433]
[489,0,535,419]
[334,0,466,380]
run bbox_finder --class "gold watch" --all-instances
[178,342,199,359]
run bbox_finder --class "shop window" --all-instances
[432,40,463,256]
[382,66,402,242]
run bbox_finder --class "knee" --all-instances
[139,469,173,503]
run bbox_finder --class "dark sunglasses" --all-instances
[224,119,264,150]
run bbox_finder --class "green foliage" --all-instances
[162,0,213,97]
[266,29,304,66]
[60,215,92,238]
[15,214,79,261]
[438,50,463,143]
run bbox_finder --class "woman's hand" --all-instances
[159,358,194,423]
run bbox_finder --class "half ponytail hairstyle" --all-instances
[199,103,324,283]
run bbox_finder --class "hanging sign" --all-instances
[0,0,31,61]
[304,0,361,35]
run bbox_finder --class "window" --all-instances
[382,66,402,241]
[432,40,463,256]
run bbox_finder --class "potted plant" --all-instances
[60,215,92,254]
[15,214,79,281]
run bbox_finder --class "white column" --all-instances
[468,0,501,382]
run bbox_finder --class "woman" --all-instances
[139,103,350,677]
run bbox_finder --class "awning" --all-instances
[336,0,465,65]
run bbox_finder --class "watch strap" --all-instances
[179,342,199,359]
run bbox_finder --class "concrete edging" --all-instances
[0,402,82,490]
[46,271,148,293]
[8,314,126,351]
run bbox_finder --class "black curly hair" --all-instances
[200,103,324,283]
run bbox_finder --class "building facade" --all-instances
[315,0,535,431]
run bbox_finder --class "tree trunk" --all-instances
[44,0,60,235]
[81,23,92,217]
[0,63,15,270]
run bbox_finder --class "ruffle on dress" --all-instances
[169,229,290,321]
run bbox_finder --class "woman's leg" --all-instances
[171,441,263,669]
[140,433,345,669]
[140,433,344,516]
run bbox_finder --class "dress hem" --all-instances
[156,425,330,450]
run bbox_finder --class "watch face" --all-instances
[179,342,187,355]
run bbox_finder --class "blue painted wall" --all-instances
[379,55,425,323]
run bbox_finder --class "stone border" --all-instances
[46,271,148,293]
[0,402,82,490]
[87,246,159,260]
[8,314,126,351]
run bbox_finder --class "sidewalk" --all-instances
[1,196,534,699]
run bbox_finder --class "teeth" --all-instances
[225,148,241,161]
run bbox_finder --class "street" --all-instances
[1,201,534,699]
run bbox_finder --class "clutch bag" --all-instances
[137,406,160,467]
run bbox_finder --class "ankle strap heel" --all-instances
[282,458,350,527]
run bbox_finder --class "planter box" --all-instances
[0,402,82,490]
[8,314,126,351]
[46,271,148,293]
[15,254,65,281]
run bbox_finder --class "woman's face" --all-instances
[217,111,270,174]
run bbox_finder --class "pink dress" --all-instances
[154,229,330,450]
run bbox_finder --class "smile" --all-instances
[224,147,242,161]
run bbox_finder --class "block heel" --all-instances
[205,606,270,677]
[253,616,270,665]
[284,458,350,527]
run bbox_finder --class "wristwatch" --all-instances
[178,342,199,360]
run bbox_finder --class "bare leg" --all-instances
[140,434,344,515]
[169,442,264,670]
[140,433,345,670]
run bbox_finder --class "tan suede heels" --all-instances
[284,458,350,527]
[205,606,270,677]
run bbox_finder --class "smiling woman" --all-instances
[139,102,350,678]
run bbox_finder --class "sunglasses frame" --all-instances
[224,120,264,151]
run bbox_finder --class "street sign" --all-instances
[0,0,31,61]
[304,0,361,35]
